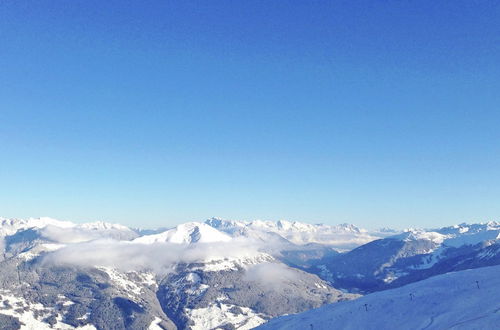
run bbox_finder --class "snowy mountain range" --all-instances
[0,217,360,329]
[205,218,395,250]
[310,221,500,293]
[1,216,499,329]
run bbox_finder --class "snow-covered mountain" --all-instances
[0,217,138,245]
[0,217,358,330]
[1,216,499,329]
[130,222,357,329]
[157,257,356,329]
[0,217,74,236]
[203,218,392,271]
[313,221,500,293]
[205,218,392,250]
[258,265,500,330]
[0,217,139,263]
[134,222,232,244]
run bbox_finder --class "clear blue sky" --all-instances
[1,1,499,229]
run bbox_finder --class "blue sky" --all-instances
[1,1,499,229]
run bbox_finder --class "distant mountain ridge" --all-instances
[0,217,360,330]
[1,216,499,329]
[312,221,500,293]
[204,217,394,249]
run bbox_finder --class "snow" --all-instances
[191,254,275,272]
[96,267,143,297]
[78,221,131,231]
[393,229,448,244]
[2,216,500,329]
[185,272,201,283]
[0,217,137,247]
[141,272,157,287]
[76,313,91,321]
[168,272,210,298]
[134,222,232,244]
[3,217,497,252]
[196,259,240,272]
[205,218,387,249]
[186,302,267,330]
[18,243,67,261]
[314,282,328,289]
[442,230,500,247]
[0,290,96,330]
[435,222,500,247]
[410,247,446,270]
[258,265,500,330]
[389,223,500,253]
[382,270,408,283]
[0,217,75,237]
[186,283,209,296]
[61,300,75,307]
[147,317,164,330]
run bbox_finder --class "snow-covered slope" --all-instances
[258,265,500,330]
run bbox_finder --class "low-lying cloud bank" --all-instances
[243,262,302,288]
[40,224,137,243]
[41,226,109,244]
[40,237,268,274]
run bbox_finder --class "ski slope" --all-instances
[258,265,500,330]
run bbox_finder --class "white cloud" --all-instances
[40,237,266,274]
[243,262,302,289]
[40,225,103,243]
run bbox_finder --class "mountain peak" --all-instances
[134,222,232,244]
[394,229,448,244]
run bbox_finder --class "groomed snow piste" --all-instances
[258,265,500,330]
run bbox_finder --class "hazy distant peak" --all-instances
[0,216,75,237]
[204,217,382,249]
[77,221,133,232]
